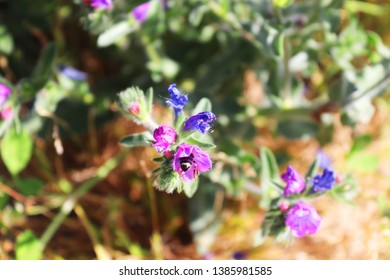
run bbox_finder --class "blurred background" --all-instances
[1,0,390,260]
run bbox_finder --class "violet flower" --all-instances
[285,201,322,238]
[173,144,212,182]
[0,84,11,107]
[152,125,177,153]
[90,0,112,9]
[311,168,335,193]
[183,112,216,134]
[281,165,306,197]
[166,84,188,119]
[131,1,151,23]
[131,0,168,23]
[59,65,87,81]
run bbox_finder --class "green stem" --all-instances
[40,151,126,249]
[342,74,390,107]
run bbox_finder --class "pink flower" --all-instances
[1,107,13,120]
[285,201,322,238]
[129,102,140,116]
[0,84,11,107]
[151,125,177,153]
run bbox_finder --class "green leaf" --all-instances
[186,134,216,150]
[32,43,57,80]
[0,25,14,55]
[97,21,136,47]
[15,230,42,260]
[192,98,212,115]
[0,192,9,210]
[305,158,320,179]
[259,147,280,208]
[184,179,199,198]
[15,177,44,196]
[1,128,34,175]
[119,131,153,148]
[273,0,292,7]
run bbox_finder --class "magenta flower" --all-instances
[183,112,216,134]
[131,0,168,23]
[281,165,306,196]
[151,125,177,153]
[90,0,112,9]
[285,201,322,238]
[0,84,11,107]
[131,1,151,23]
[311,168,335,193]
[173,144,212,182]
[1,107,13,120]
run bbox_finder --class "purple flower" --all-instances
[90,0,112,9]
[131,0,168,23]
[131,1,151,23]
[311,168,335,193]
[183,112,216,134]
[281,166,306,196]
[173,144,212,182]
[59,65,87,81]
[0,84,11,107]
[285,201,322,238]
[166,84,188,119]
[152,125,177,153]
[1,107,13,120]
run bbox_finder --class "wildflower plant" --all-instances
[118,84,216,197]
[259,154,358,242]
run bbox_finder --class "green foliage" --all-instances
[1,128,33,175]
[15,230,42,260]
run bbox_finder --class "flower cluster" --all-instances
[119,83,216,195]
[0,83,13,120]
[281,165,335,238]
[261,162,338,240]
[150,84,215,184]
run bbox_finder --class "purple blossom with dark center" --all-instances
[173,144,212,182]
[166,84,188,119]
[90,0,112,9]
[151,125,177,153]
[311,168,335,193]
[285,201,322,238]
[183,112,216,134]
[59,65,87,81]
[0,84,11,107]
[281,165,306,197]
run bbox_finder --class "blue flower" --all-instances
[166,84,188,118]
[183,112,216,134]
[311,168,335,193]
[59,65,87,81]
